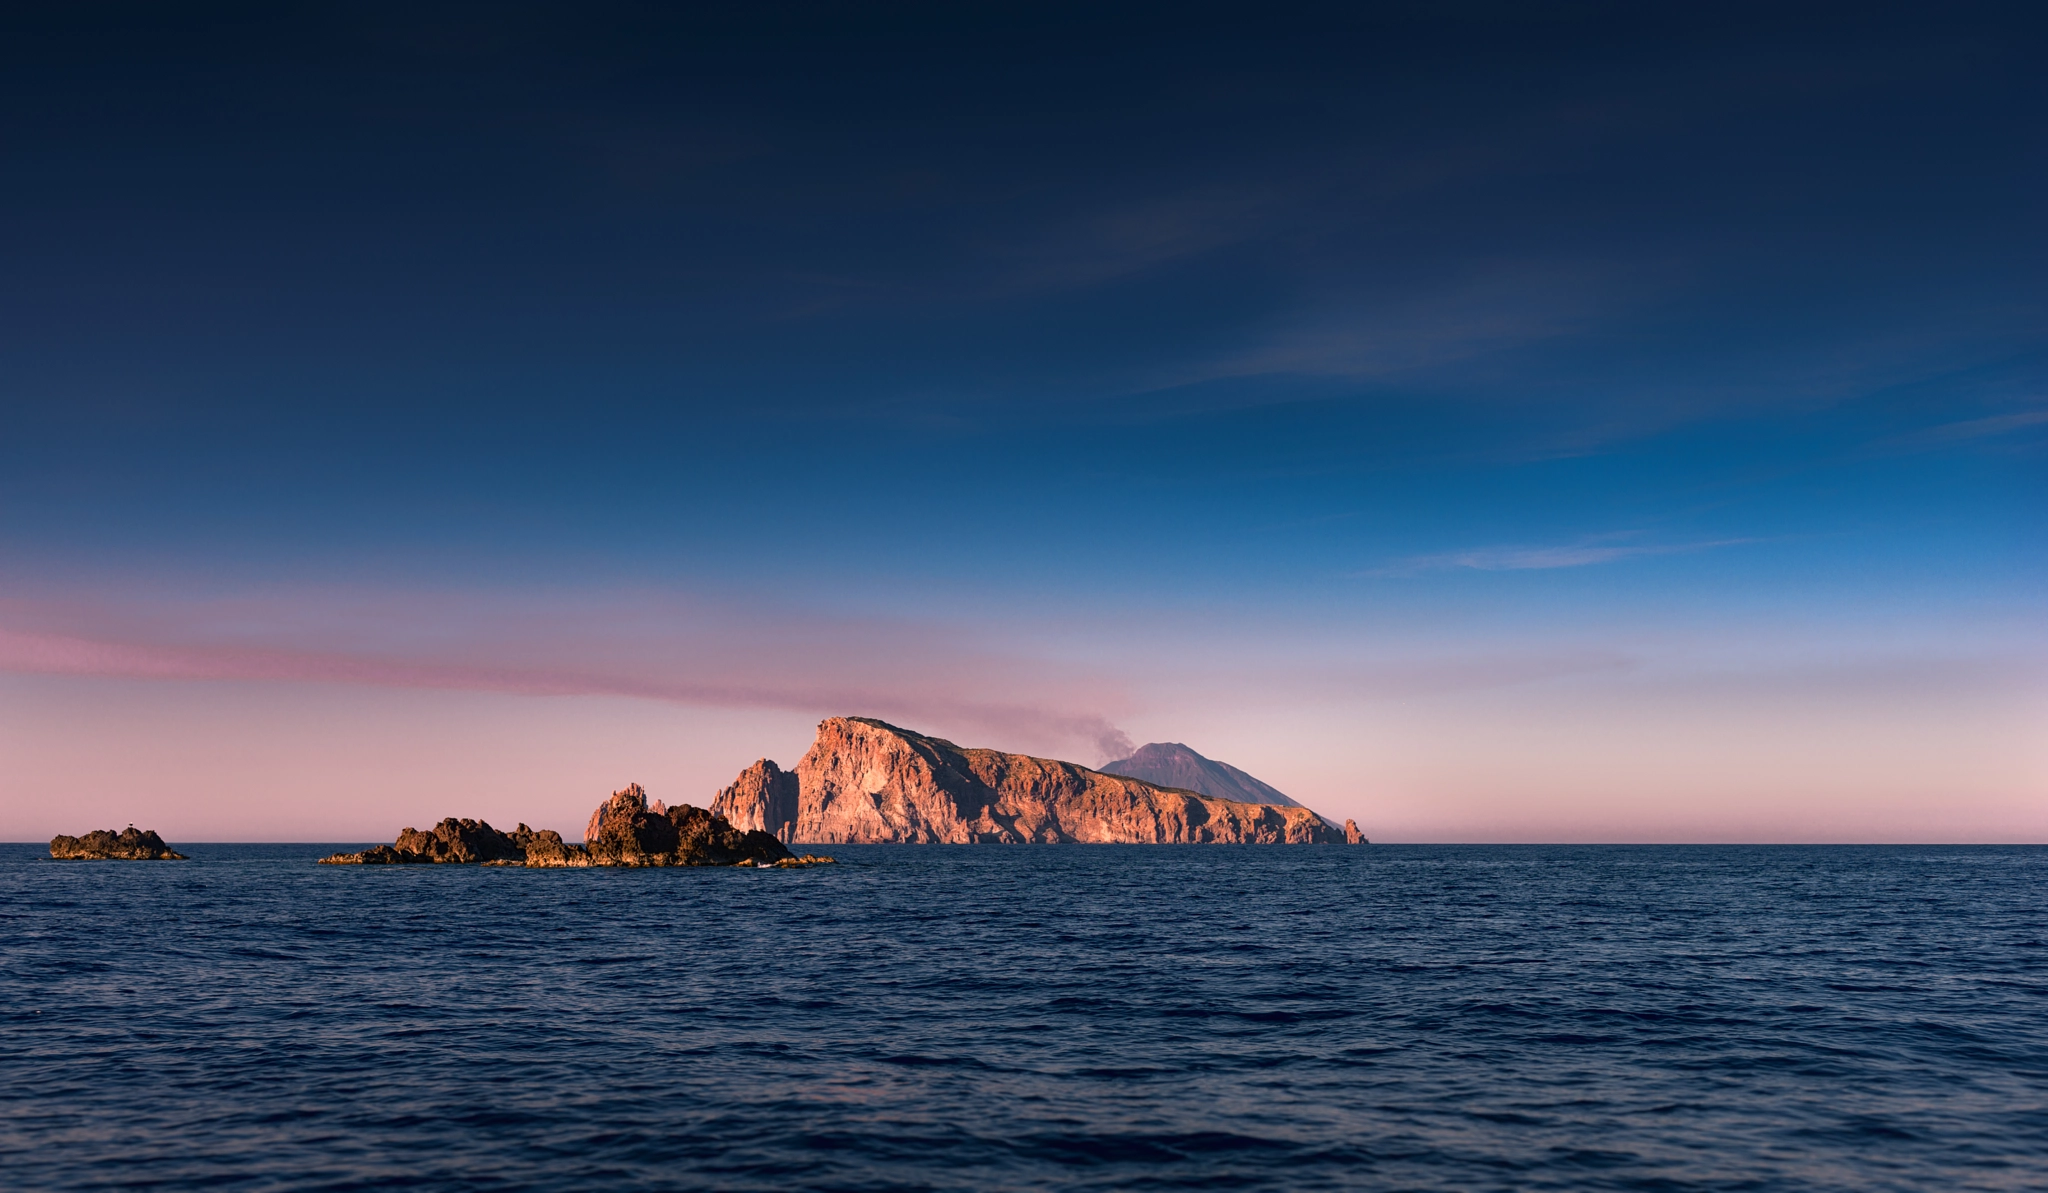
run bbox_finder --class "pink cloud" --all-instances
[0,598,1139,764]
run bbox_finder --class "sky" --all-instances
[2,1,2043,842]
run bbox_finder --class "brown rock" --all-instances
[715,717,1345,844]
[322,844,419,865]
[583,782,794,866]
[710,759,801,842]
[321,817,544,865]
[1345,819,1368,845]
[49,828,186,860]
[320,786,792,868]
[408,818,528,863]
[512,824,588,867]
[666,802,795,866]
[582,783,679,863]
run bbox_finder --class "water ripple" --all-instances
[1,843,2044,1190]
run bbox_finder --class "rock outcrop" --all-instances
[718,716,1345,844]
[320,818,565,865]
[584,783,797,866]
[50,828,186,860]
[710,760,802,840]
[517,826,586,867]
[1099,741,1305,808]
[1345,819,1369,845]
[320,785,822,867]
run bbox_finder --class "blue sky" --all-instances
[1,2,2041,839]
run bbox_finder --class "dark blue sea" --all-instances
[3,844,2045,1191]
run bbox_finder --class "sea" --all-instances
[2,843,2044,1191]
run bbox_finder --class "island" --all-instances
[50,828,186,860]
[327,713,1367,862]
[710,716,1361,844]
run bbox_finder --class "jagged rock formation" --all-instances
[718,717,1344,844]
[710,760,802,840]
[321,818,567,865]
[519,826,586,866]
[320,785,823,867]
[583,783,798,866]
[50,828,185,860]
[1345,819,1368,845]
[1099,741,1304,808]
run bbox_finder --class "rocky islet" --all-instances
[49,828,186,860]
[713,716,1365,845]
[320,784,833,867]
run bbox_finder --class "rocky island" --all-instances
[50,828,186,860]
[712,716,1360,844]
[318,715,1366,860]
[320,784,834,867]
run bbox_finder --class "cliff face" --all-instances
[710,760,801,839]
[1098,742,1303,808]
[723,717,1342,844]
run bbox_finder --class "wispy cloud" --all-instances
[1878,407,2048,451]
[1362,535,1756,578]
[987,187,1280,296]
[1156,263,1631,393]
[0,596,1143,765]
